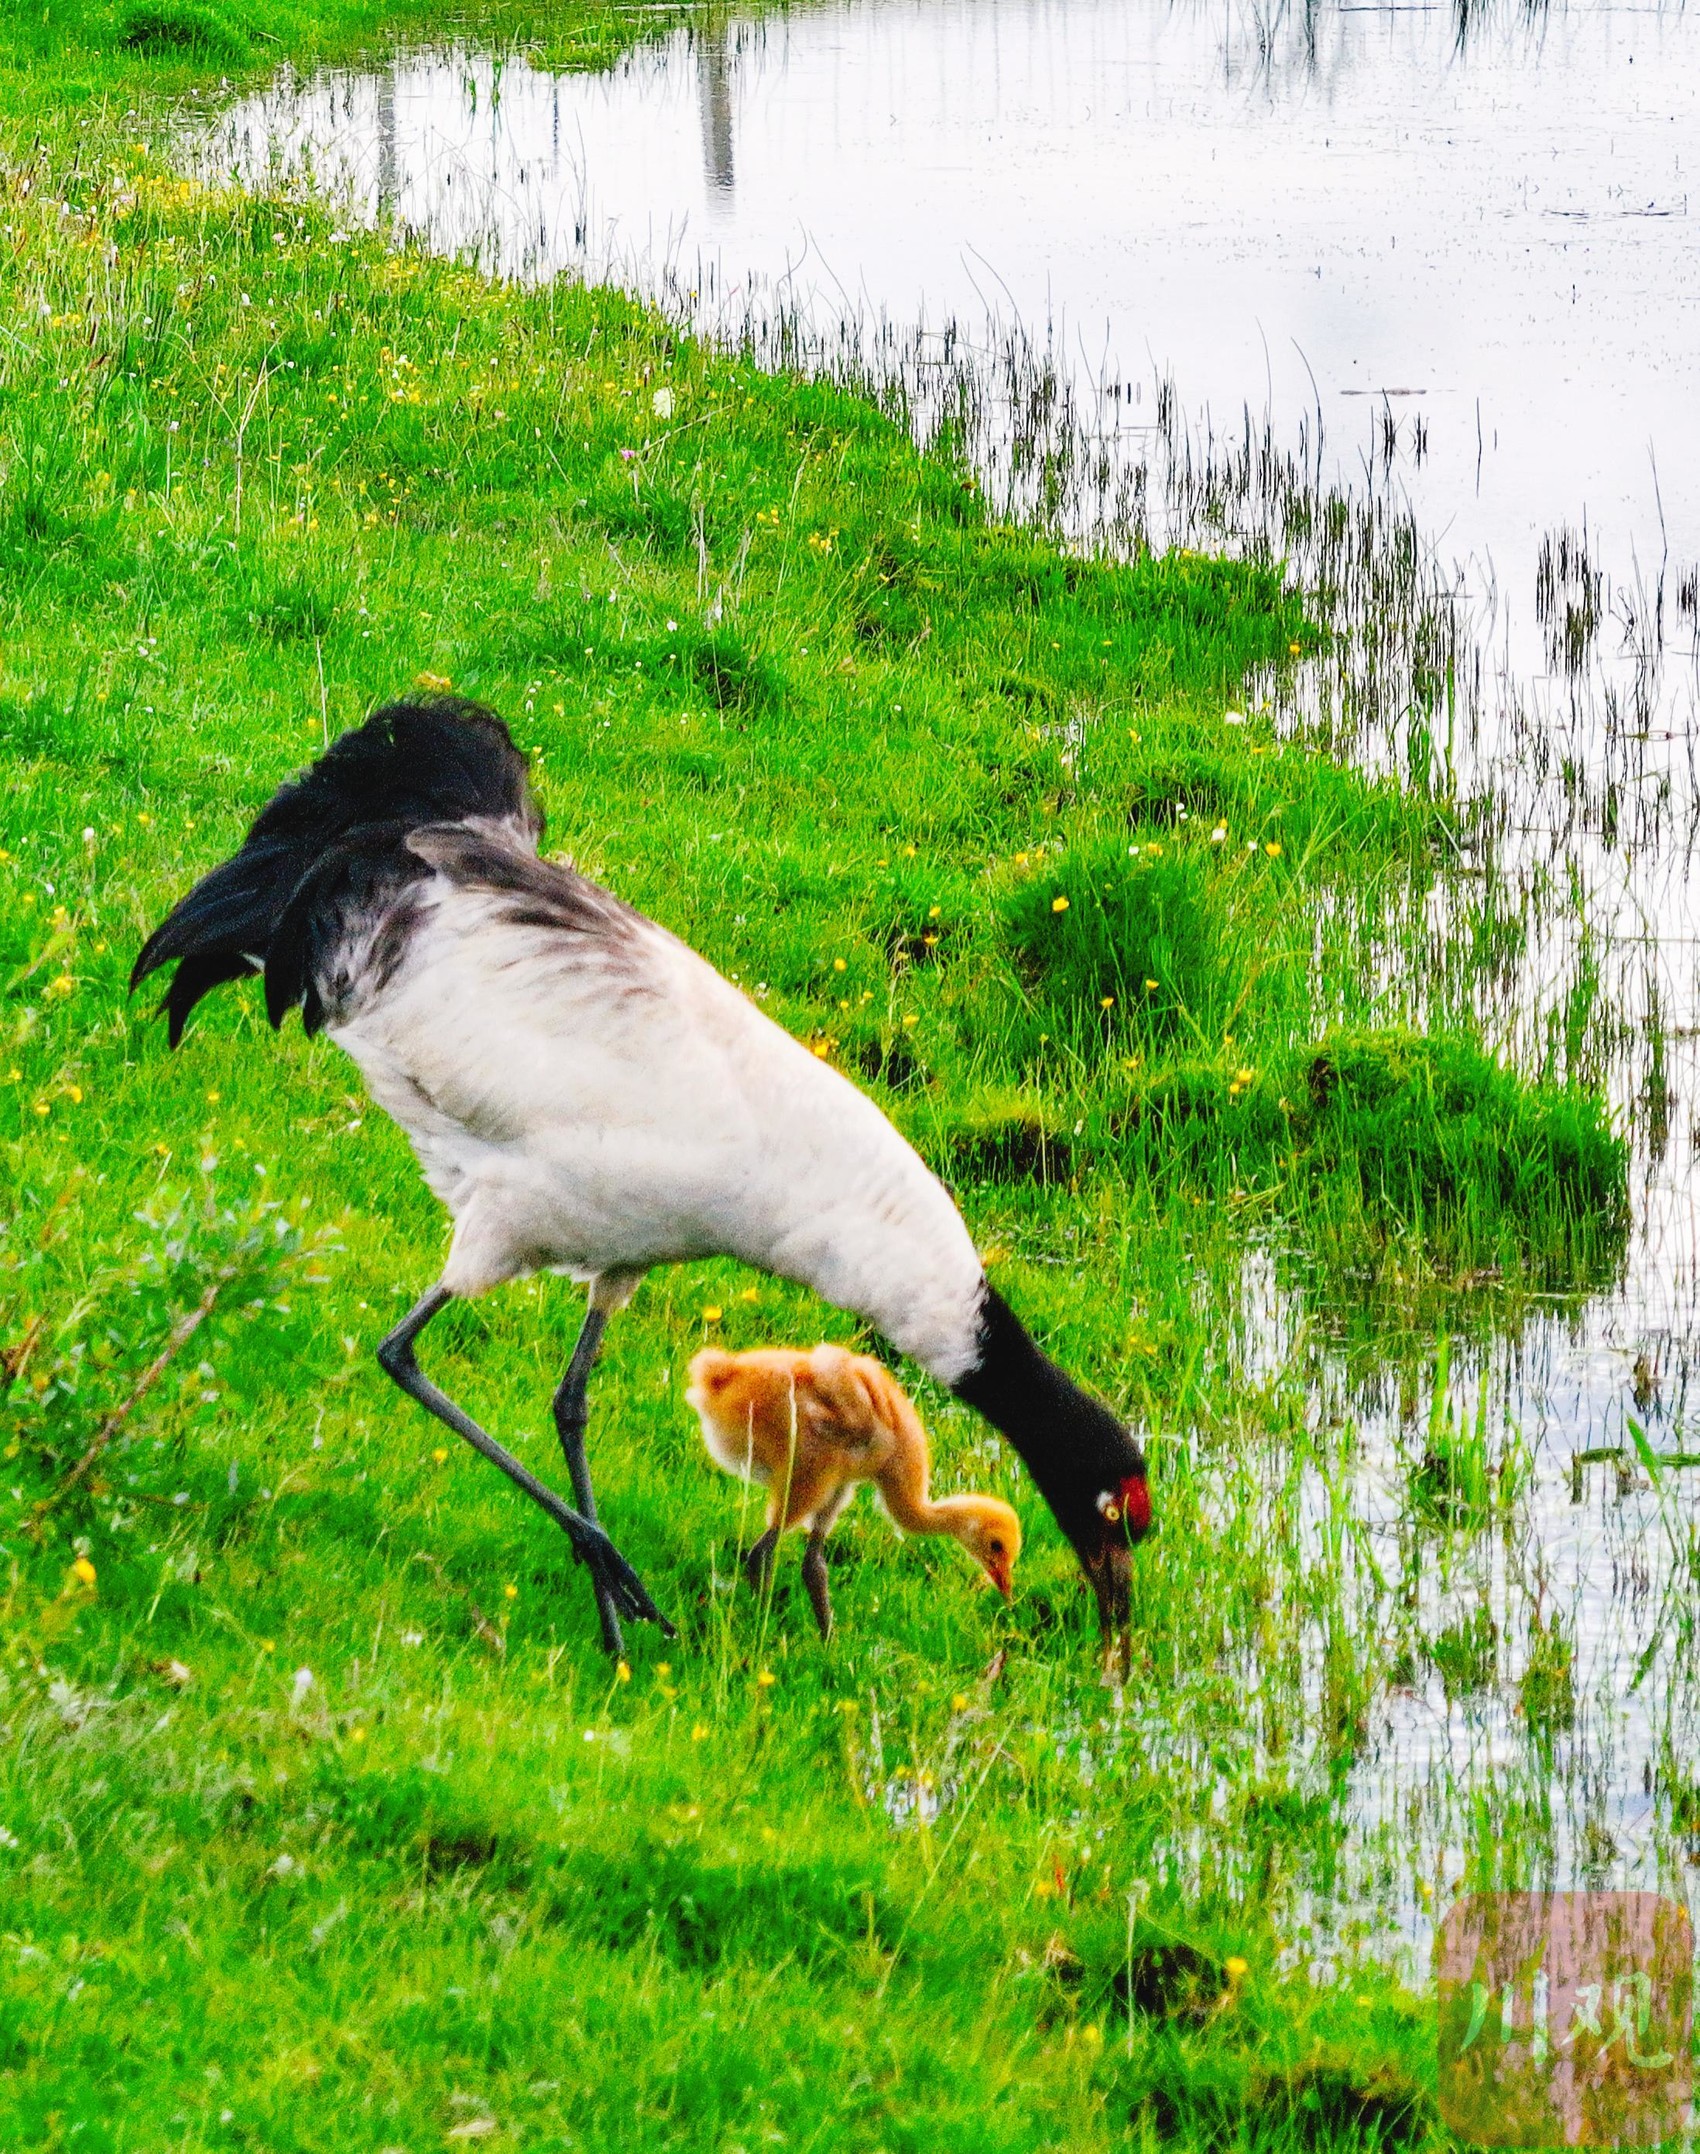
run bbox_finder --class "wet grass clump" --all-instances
[1070,1031,1626,1277]
[120,1,250,58]
[1004,837,1228,1055]
[1293,1029,1627,1223]
[937,1088,1073,1187]
[1128,2051,1434,2153]
[1428,1606,1498,1698]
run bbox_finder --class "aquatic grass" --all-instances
[1427,1604,1499,1700]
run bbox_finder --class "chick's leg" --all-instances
[745,1458,834,1614]
[801,1484,854,1642]
[801,1528,833,1641]
[744,1525,780,1595]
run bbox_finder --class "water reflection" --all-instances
[698,12,737,194]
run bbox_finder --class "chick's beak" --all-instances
[985,1557,1014,1603]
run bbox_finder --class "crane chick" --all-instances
[688,1343,1021,1639]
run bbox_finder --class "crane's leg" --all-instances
[551,1296,623,1658]
[378,1286,672,1637]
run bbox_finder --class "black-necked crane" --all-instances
[688,1341,1023,1640]
[131,697,1151,1656]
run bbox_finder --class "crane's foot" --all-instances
[568,1516,673,1636]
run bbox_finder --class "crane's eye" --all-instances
[989,1538,1005,1556]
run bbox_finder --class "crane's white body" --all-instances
[329,830,987,1384]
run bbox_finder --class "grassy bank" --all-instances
[0,5,1627,2150]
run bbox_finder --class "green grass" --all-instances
[0,3,1635,2148]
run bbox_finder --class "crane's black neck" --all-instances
[950,1286,1149,1562]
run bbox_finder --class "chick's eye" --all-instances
[989,1539,1004,1556]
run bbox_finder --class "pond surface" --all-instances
[208,0,1700,676]
[205,0,1700,1973]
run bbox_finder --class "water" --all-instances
[201,0,1700,1971]
[204,0,1700,671]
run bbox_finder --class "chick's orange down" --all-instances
[688,1343,1021,1638]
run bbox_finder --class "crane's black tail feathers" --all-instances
[131,696,538,1045]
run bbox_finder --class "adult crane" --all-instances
[132,697,1151,1655]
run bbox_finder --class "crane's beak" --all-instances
[1085,1537,1132,1632]
[983,1556,1015,1602]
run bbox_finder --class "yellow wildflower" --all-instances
[1051,895,1069,913]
